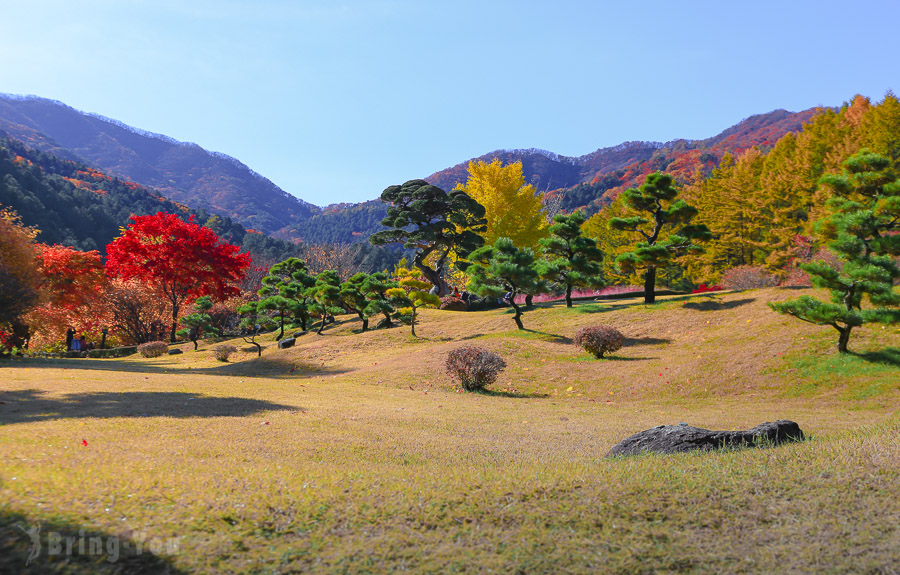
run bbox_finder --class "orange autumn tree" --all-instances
[0,207,41,350]
[106,212,252,342]
[25,245,109,350]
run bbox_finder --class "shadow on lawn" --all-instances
[10,357,351,380]
[0,507,184,574]
[476,389,549,399]
[521,329,573,344]
[0,389,296,425]
[622,336,671,347]
[682,297,756,311]
[852,347,900,367]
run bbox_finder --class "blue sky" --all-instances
[2,0,897,206]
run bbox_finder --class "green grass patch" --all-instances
[784,346,900,399]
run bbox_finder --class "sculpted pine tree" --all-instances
[177,296,219,350]
[369,180,487,295]
[467,237,541,330]
[609,173,711,304]
[340,272,375,331]
[257,258,316,337]
[537,211,604,307]
[770,151,900,352]
[310,270,343,335]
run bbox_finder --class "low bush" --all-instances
[722,265,779,290]
[574,325,624,359]
[439,296,468,311]
[137,341,168,358]
[445,346,506,391]
[213,344,238,362]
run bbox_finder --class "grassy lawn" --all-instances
[1,288,898,574]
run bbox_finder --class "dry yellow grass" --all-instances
[1,288,898,573]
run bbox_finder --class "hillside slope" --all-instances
[0,136,303,262]
[0,94,319,233]
[426,108,823,214]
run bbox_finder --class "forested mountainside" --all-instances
[0,94,319,234]
[276,200,388,244]
[0,135,305,262]
[426,108,823,215]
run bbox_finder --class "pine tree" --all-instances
[537,211,604,307]
[609,172,712,303]
[310,270,343,335]
[177,295,219,350]
[467,237,541,330]
[770,151,900,353]
[369,179,487,294]
[340,272,376,332]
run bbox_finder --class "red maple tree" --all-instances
[106,212,252,342]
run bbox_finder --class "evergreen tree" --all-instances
[770,151,900,353]
[369,179,487,295]
[310,270,343,335]
[537,211,604,307]
[361,271,399,329]
[609,172,711,303]
[467,237,541,330]
[257,258,315,339]
[177,295,219,350]
[340,272,376,331]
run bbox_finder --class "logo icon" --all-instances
[17,522,41,566]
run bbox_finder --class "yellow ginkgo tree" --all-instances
[453,158,548,252]
[387,266,441,337]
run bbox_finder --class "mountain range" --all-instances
[0,93,824,244]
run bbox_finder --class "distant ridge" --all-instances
[0,94,320,234]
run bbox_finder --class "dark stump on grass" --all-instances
[278,338,296,349]
[607,420,804,457]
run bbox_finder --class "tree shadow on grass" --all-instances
[0,389,296,425]
[475,389,550,399]
[851,347,900,367]
[520,329,573,344]
[682,297,756,311]
[601,355,659,361]
[0,508,185,574]
[622,336,671,347]
[7,357,351,380]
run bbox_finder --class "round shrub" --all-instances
[445,346,506,391]
[137,341,168,358]
[574,325,624,358]
[213,344,238,362]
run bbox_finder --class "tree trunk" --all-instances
[318,305,327,335]
[565,285,573,308]
[511,301,524,330]
[170,303,180,342]
[837,325,852,353]
[359,314,368,332]
[410,307,417,337]
[644,267,657,304]
[525,294,534,307]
